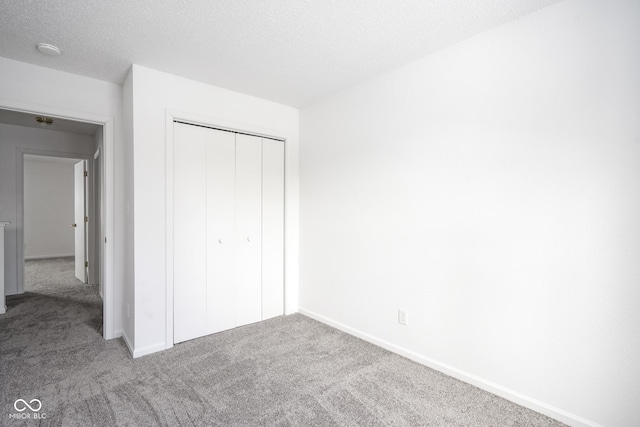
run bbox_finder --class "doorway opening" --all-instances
[0,107,110,338]
[22,154,102,334]
[23,155,92,282]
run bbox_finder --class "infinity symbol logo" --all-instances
[14,399,42,412]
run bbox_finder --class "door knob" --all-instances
[71,223,77,228]
[218,239,223,244]
[247,237,251,243]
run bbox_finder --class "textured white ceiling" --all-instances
[0,0,561,107]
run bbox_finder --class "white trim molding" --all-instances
[133,342,166,359]
[121,330,134,356]
[25,254,75,260]
[0,221,9,315]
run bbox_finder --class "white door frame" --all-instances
[1,100,116,340]
[165,109,288,350]
[92,148,103,295]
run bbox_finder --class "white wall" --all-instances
[24,156,82,259]
[299,1,640,426]
[129,65,299,357]
[0,57,125,338]
[0,125,96,291]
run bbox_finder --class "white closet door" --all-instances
[262,140,285,319]
[235,134,263,326]
[206,129,236,334]
[173,123,208,343]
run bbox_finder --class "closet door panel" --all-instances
[262,140,285,319]
[235,134,262,326]
[173,123,208,343]
[206,129,237,334]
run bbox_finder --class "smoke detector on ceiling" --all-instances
[36,43,61,56]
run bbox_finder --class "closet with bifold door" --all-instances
[173,121,284,344]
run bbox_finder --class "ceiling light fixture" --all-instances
[36,116,54,126]
[36,43,61,56]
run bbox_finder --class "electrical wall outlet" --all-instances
[398,308,408,326]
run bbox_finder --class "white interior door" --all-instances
[235,134,263,327]
[262,139,285,319]
[173,123,208,343]
[73,160,87,283]
[206,128,237,334]
[173,122,284,344]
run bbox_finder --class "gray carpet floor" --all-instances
[0,257,566,426]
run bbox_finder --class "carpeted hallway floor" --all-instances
[0,258,566,426]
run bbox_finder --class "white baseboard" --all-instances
[103,327,120,341]
[132,342,167,359]
[25,254,74,260]
[298,307,601,427]
[121,330,134,356]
